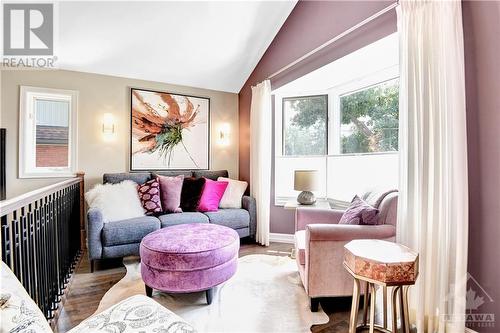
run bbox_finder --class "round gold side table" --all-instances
[343,239,419,333]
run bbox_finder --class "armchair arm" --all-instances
[302,224,395,297]
[242,195,256,238]
[295,208,344,231]
[306,223,396,241]
[87,207,104,260]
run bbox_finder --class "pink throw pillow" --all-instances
[158,175,184,213]
[137,178,162,215]
[339,195,379,225]
[197,178,229,212]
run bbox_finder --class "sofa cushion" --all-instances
[218,177,248,209]
[159,212,209,227]
[137,178,162,215]
[180,177,206,212]
[295,230,306,265]
[85,180,145,223]
[193,170,228,180]
[102,216,160,246]
[203,209,249,229]
[103,172,151,184]
[198,179,228,212]
[158,175,184,213]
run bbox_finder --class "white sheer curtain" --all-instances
[250,80,272,246]
[397,1,469,332]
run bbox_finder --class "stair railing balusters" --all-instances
[0,174,85,321]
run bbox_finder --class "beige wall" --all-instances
[0,69,239,199]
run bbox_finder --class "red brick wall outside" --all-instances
[36,145,68,167]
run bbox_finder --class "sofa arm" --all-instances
[242,195,256,238]
[295,208,344,231]
[306,223,396,241]
[87,208,104,260]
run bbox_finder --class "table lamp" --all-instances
[294,170,319,205]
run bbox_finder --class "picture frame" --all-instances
[130,88,210,171]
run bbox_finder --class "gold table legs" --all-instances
[348,278,411,333]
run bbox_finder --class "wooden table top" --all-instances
[344,239,419,285]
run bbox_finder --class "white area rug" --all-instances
[96,254,329,332]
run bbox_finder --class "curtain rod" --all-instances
[266,2,398,81]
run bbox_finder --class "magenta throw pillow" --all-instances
[197,178,229,212]
[339,195,379,225]
[158,175,184,213]
[137,178,162,215]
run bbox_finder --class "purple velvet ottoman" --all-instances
[140,223,239,304]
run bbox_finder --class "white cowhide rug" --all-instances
[95,254,329,332]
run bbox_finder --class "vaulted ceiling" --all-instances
[57,1,297,93]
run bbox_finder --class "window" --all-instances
[20,86,78,178]
[273,34,399,204]
[282,95,327,156]
[340,79,399,154]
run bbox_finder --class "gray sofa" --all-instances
[87,170,256,271]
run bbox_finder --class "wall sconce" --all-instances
[102,113,115,140]
[218,123,231,146]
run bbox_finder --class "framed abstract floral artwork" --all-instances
[130,88,210,170]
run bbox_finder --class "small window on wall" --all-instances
[340,78,399,154]
[19,86,78,178]
[282,95,327,156]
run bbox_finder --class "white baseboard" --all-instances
[269,233,294,244]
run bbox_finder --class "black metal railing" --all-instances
[1,176,84,319]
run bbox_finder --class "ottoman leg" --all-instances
[206,288,213,305]
[145,285,153,297]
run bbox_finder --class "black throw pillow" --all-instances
[180,177,206,212]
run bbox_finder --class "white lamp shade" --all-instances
[294,170,319,191]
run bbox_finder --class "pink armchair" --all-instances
[294,191,398,311]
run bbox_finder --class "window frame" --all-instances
[330,65,399,155]
[280,94,329,157]
[273,66,399,206]
[19,86,78,178]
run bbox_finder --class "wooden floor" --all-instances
[54,241,353,333]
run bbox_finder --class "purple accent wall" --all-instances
[238,0,500,325]
[238,1,397,233]
[463,1,500,330]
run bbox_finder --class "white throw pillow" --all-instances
[218,177,248,209]
[85,180,144,222]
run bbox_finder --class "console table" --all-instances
[283,199,331,210]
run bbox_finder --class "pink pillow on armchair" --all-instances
[197,178,228,212]
[339,195,379,225]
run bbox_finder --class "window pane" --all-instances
[35,99,70,167]
[283,95,327,156]
[326,154,398,202]
[340,79,399,154]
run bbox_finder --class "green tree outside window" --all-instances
[340,79,399,153]
[283,95,327,156]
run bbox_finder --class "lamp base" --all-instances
[297,191,316,205]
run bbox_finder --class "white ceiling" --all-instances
[57,1,297,93]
